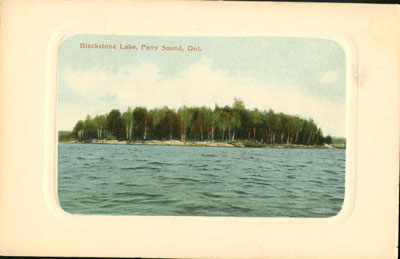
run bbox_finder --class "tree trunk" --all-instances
[287,130,290,145]
[184,124,187,142]
[311,131,315,145]
[129,120,133,140]
[272,130,274,144]
[181,121,185,142]
[143,118,147,140]
[269,128,273,143]
[308,131,312,145]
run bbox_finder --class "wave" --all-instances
[329,197,344,203]
[113,192,163,198]
[201,154,217,157]
[121,166,159,171]
[228,204,252,213]
[170,177,202,183]
[233,190,249,195]
[121,183,139,187]
[310,180,324,185]
[59,144,345,217]
[201,192,223,198]
[323,169,338,174]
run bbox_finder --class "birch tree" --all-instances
[122,108,134,141]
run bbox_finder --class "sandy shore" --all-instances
[61,139,345,149]
[93,139,235,147]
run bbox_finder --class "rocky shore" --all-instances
[60,139,345,149]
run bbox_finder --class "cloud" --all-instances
[319,70,339,84]
[59,58,345,136]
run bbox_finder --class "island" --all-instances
[59,99,345,149]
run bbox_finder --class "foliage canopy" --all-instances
[70,100,333,145]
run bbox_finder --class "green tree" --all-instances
[93,114,107,139]
[230,112,241,141]
[160,107,179,140]
[216,107,231,142]
[71,101,333,145]
[133,107,148,140]
[232,97,245,111]
[150,108,162,140]
[293,116,304,144]
[83,115,97,140]
[191,107,203,140]
[204,106,216,142]
[122,108,134,140]
[325,135,333,144]
[265,109,275,144]
[106,109,123,139]
[249,109,262,140]
[73,120,85,140]
[286,115,295,145]
[307,119,317,145]
[143,112,153,140]
[316,128,323,145]
[232,98,246,141]
[178,106,193,142]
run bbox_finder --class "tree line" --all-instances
[65,99,333,145]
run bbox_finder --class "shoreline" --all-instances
[59,139,345,149]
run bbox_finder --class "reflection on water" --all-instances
[58,143,345,217]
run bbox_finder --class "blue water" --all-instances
[58,143,345,217]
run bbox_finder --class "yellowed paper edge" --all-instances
[0,1,398,258]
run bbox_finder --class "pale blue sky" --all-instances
[58,35,346,137]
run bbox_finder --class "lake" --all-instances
[58,143,345,217]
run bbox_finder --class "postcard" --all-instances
[0,1,398,258]
[58,35,346,218]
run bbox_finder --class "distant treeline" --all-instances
[63,99,333,145]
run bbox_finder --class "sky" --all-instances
[58,34,346,137]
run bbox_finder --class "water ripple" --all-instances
[58,143,345,217]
